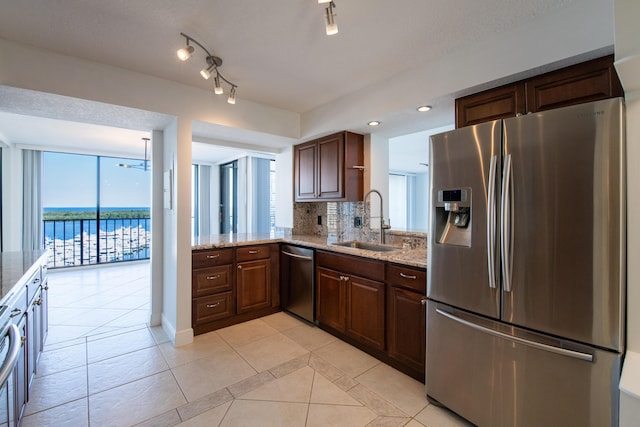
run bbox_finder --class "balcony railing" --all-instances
[43,217,150,268]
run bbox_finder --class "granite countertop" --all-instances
[0,250,48,304]
[192,234,427,269]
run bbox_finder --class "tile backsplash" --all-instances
[292,202,426,249]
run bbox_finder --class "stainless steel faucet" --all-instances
[363,189,391,244]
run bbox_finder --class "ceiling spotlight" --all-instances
[200,66,214,80]
[318,0,331,3]
[176,45,194,61]
[417,105,432,112]
[368,121,381,126]
[228,86,237,104]
[214,75,224,94]
[176,33,238,104]
[325,2,338,35]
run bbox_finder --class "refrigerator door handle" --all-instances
[486,155,498,289]
[501,154,514,292]
[435,308,594,362]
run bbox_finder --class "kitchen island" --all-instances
[192,233,427,380]
[0,250,48,426]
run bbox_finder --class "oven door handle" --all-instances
[0,324,21,386]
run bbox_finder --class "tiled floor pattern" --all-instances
[25,262,472,426]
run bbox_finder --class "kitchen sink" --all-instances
[331,240,401,252]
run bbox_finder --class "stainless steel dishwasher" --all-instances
[280,244,315,323]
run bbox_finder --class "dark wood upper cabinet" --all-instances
[525,55,624,113]
[455,55,623,128]
[456,83,525,128]
[294,131,364,202]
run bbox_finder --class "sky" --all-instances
[43,152,150,208]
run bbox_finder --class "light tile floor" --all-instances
[24,261,473,427]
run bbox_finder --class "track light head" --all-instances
[200,66,213,80]
[325,2,338,35]
[177,45,194,61]
[214,75,224,94]
[228,86,237,104]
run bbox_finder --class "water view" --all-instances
[43,207,151,267]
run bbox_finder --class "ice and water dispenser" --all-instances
[433,188,471,247]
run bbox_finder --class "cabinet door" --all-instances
[294,141,317,201]
[316,267,346,332]
[346,275,385,350]
[387,286,426,376]
[236,259,271,314]
[525,55,623,113]
[455,83,525,128]
[317,133,344,199]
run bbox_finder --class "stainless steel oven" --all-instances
[0,306,20,427]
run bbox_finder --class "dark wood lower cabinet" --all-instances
[316,267,346,332]
[237,259,271,314]
[346,276,385,351]
[387,286,426,377]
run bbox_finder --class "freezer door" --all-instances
[428,120,501,319]
[426,301,621,427]
[502,98,625,351]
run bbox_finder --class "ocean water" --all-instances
[43,207,151,265]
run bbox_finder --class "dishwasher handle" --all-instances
[281,250,313,261]
[0,324,21,386]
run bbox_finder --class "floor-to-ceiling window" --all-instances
[220,160,238,234]
[43,152,150,268]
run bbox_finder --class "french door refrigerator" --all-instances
[426,98,625,427]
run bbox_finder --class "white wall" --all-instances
[613,0,640,424]
[275,147,293,229]
[365,134,389,229]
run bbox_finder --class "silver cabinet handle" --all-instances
[206,275,221,280]
[248,250,260,254]
[206,302,221,308]
[35,298,43,306]
[339,276,349,282]
[399,272,417,280]
[238,265,242,270]
[206,254,220,259]
[9,308,22,318]
[33,277,40,284]
[501,154,514,293]
[487,154,498,289]
[436,308,593,362]
[421,299,428,305]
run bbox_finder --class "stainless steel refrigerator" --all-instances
[426,98,625,427]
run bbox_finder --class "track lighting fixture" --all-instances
[176,33,238,104]
[324,1,338,35]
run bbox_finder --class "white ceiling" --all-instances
[0,0,594,162]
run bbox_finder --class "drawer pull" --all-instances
[206,302,221,308]
[399,272,417,280]
[33,278,40,284]
[206,275,221,281]
[206,254,220,259]
[421,299,428,305]
[35,298,43,306]
[248,250,260,254]
[339,275,350,282]
[10,308,22,318]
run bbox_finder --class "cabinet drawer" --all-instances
[192,265,232,297]
[192,248,233,269]
[316,250,384,282]
[193,292,234,324]
[236,245,270,262]
[386,264,426,293]
[26,268,43,304]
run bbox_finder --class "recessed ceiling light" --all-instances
[368,121,381,126]
[417,105,432,112]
